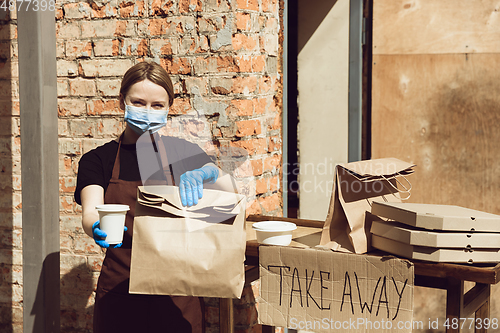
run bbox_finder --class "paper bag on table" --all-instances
[129,185,247,298]
[319,158,415,253]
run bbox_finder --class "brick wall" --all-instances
[1,0,283,332]
[0,8,22,333]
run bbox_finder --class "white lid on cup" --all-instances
[95,204,130,212]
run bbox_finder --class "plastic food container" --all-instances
[252,221,297,246]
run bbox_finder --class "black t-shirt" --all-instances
[74,136,213,205]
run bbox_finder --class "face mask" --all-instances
[124,104,169,135]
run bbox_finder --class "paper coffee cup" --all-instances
[95,204,130,245]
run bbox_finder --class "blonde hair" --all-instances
[120,62,174,106]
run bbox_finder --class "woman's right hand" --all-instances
[92,220,127,249]
[92,221,109,248]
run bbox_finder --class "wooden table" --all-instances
[241,215,500,333]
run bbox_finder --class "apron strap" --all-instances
[111,132,175,185]
[110,134,124,181]
[151,132,175,186]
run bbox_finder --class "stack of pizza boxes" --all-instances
[369,202,500,263]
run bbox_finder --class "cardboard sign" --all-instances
[259,246,414,332]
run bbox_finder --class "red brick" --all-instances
[58,99,87,117]
[96,79,121,97]
[59,177,77,193]
[58,79,69,97]
[258,76,272,94]
[144,17,170,35]
[162,57,191,75]
[264,16,278,33]
[231,99,253,117]
[69,79,96,97]
[79,59,134,77]
[151,0,175,16]
[236,0,259,11]
[261,0,271,12]
[151,38,175,56]
[195,35,210,53]
[232,34,259,51]
[235,55,252,73]
[93,39,120,57]
[87,99,122,116]
[182,119,206,136]
[56,7,64,20]
[68,119,96,137]
[119,0,146,17]
[217,56,239,72]
[179,37,197,54]
[82,138,111,154]
[258,193,281,213]
[73,233,102,254]
[81,20,117,38]
[236,12,251,31]
[60,195,75,213]
[232,76,257,94]
[170,98,192,115]
[66,40,92,59]
[246,199,262,216]
[236,119,261,137]
[255,177,267,194]
[63,3,91,19]
[268,135,281,152]
[197,16,223,34]
[90,1,118,18]
[0,228,22,248]
[115,20,136,37]
[253,98,266,115]
[123,38,149,56]
[219,125,236,138]
[87,256,104,272]
[204,0,230,12]
[59,139,82,155]
[179,0,202,13]
[230,138,266,156]
[252,55,266,72]
[264,154,280,172]
[59,155,74,176]
[184,77,209,95]
[250,159,263,176]
[269,175,279,192]
[96,119,124,137]
[57,60,79,77]
[267,114,280,130]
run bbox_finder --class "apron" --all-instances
[93,135,205,333]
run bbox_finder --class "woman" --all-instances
[74,62,230,332]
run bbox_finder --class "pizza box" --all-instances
[371,220,500,248]
[371,201,500,232]
[372,234,500,263]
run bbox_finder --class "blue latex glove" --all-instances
[179,165,219,206]
[92,220,127,249]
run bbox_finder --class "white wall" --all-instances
[298,0,349,220]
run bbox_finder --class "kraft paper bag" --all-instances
[129,184,247,298]
[319,158,415,254]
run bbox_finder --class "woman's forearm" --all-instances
[80,185,105,237]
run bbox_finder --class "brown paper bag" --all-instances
[319,158,415,253]
[129,185,247,298]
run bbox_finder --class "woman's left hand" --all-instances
[179,165,219,206]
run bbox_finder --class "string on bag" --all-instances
[365,172,412,208]
[381,173,412,200]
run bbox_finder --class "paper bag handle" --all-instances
[379,173,412,200]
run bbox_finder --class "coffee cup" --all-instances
[95,204,130,244]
